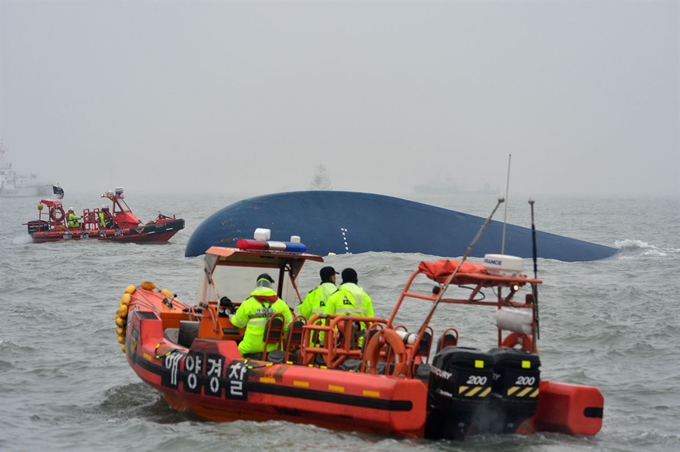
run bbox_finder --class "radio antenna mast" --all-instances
[501,154,512,254]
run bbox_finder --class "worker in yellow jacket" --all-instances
[297,266,338,346]
[230,273,292,358]
[67,207,82,229]
[298,266,338,320]
[323,268,374,347]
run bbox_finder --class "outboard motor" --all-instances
[485,347,541,433]
[26,220,49,234]
[425,347,493,440]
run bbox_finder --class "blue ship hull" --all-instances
[185,191,618,262]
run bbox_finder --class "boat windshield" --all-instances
[200,264,300,311]
[114,198,133,213]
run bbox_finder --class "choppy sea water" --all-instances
[1,192,679,452]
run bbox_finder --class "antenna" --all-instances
[501,154,512,254]
[529,198,540,340]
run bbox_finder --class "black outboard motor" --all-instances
[425,347,494,440]
[485,347,541,433]
[26,220,49,234]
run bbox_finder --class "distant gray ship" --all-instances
[0,141,51,198]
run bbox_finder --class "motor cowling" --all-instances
[486,347,541,433]
[426,347,494,440]
[26,220,49,234]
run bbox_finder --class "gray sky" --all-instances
[1,0,678,197]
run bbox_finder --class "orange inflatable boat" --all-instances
[115,224,603,440]
[116,242,604,439]
[24,187,184,243]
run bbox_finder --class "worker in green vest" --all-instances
[67,207,82,229]
[298,266,338,320]
[98,205,113,228]
[298,266,338,346]
[323,268,374,348]
[230,273,293,358]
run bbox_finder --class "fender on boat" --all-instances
[185,191,618,262]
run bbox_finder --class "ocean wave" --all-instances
[615,239,658,250]
[614,239,679,257]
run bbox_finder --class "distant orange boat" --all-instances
[24,187,184,243]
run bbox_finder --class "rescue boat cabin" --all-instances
[100,187,141,229]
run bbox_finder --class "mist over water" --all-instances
[1,2,678,199]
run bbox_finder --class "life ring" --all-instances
[50,205,65,223]
[363,329,407,377]
[501,332,537,353]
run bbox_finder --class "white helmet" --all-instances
[69,207,74,211]
[101,205,106,209]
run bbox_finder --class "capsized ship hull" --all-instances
[185,191,618,261]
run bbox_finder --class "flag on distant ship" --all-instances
[53,185,64,199]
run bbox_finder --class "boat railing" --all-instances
[283,316,307,363]
[299,314,388,369]
[82,208,100,230]
[383,264,542,377]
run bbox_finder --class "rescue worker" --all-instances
[323,268,374,348]
[98,205,113,228]
[297,266,338,320]
[230,273,293,358]
[298,266,338,346]
[67,207,83,229]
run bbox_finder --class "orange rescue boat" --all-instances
[24,187,184,243]
[115,227,603,440]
